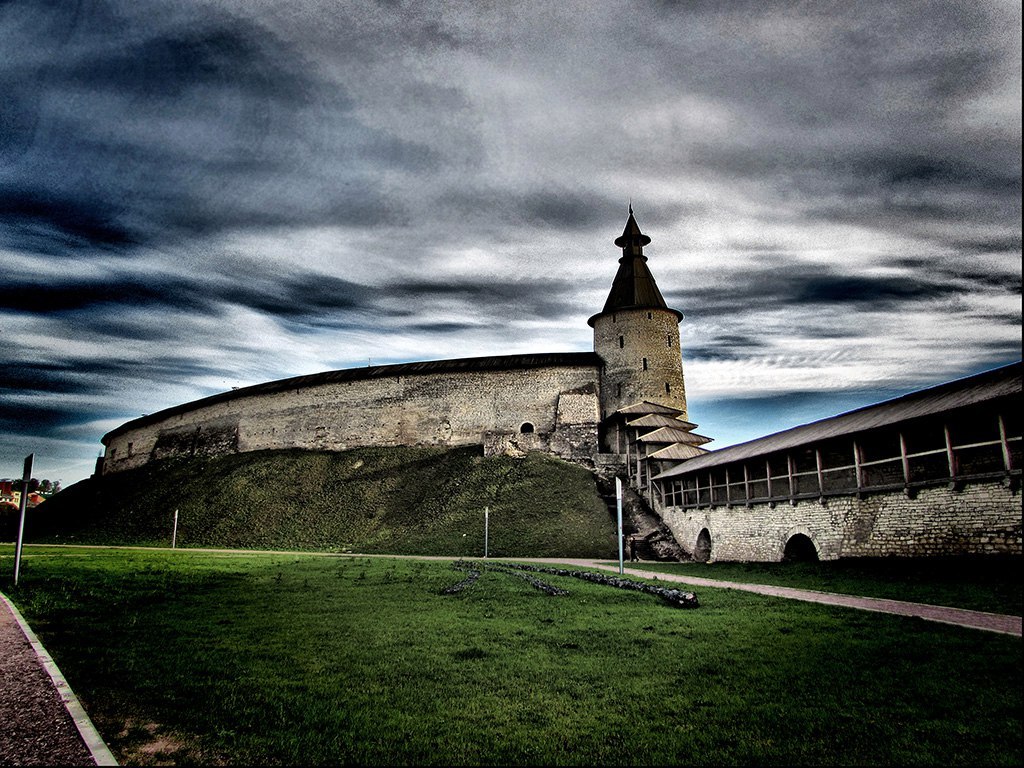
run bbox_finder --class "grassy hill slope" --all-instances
[25,447,618,557]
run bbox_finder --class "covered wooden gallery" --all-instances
[652,362,1021,512]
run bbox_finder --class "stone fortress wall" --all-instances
[102,355,604,474]
[660,482,1021,561]
[99,209,1020,564]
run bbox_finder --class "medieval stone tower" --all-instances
[589,208,687,420]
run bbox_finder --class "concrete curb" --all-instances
[0,591,118,766]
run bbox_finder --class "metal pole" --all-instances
[171,509,179,549]
[484,506,489,558]
[13,454,33,586]
[616,476,624,575]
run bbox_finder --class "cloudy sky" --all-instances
[2,0,1020,486]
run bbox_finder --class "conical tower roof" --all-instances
[588,207,683,326]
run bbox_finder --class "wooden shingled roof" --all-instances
[625,414,698,430]
[637,427,714,445]
[647,443,710,461]
[654,361,1022,480]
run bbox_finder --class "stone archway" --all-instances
[783,533,819,562]
[694,528,712,563]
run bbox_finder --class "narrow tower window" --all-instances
[666,382,671,394]
[617,384,622,397]
[618,335,624,349]
[647,312,652,319]
[667,334,672,348]
[642,358,648,371]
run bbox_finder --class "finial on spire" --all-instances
[628,198,633,216]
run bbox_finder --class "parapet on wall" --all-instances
[102,354,603,473]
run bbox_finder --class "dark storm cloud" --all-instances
[0,0,430,256]
[0,357,225,400]
[0,0,1018,483]
[439,187,625,231]
[0,276,207,314]
[665,263,968,320]
[0,268,376,325]
[684,333,764,363]
[0,403,109,436]
[387,278,581,321]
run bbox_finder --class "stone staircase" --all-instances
[595,472,688,562]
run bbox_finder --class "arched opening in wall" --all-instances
[783,534,819,562]
[519,422,535,434]
[694,528,712,562]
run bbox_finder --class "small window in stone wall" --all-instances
[665,382,671,394]
[618,335,624,348]
[667,334,672,348]
[617,383,622,397]
[642,358,648,371]
[520,422,534,434]
[647,312,652,319]
[127,442,134,456]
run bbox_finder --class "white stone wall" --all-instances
[658,482,1022,561]
[103,364,602,473]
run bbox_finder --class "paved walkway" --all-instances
[1,553,1019,765]
[544,559,1022,636]
[0,592,116,766]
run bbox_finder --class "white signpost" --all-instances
[616,476,624,575]
[171,509,179,549]
[484,506,489,558]
[13,453,33,586]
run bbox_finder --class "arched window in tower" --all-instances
[618,336,624,349]
[642,358,648,371]
[519,422,535,434]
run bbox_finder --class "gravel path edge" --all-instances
[0,590,119,766]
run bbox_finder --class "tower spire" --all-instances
[588,209,688,419]
[592,207,680,324]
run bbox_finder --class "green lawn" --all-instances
[2,546,1020,766]
[621,557,1024,615]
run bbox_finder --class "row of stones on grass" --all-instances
[440,560,567,597]
[440,560,699,608]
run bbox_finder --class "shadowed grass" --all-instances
[23,447,616,558]
[1,547,1020,766]
[622,557,1023,615]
